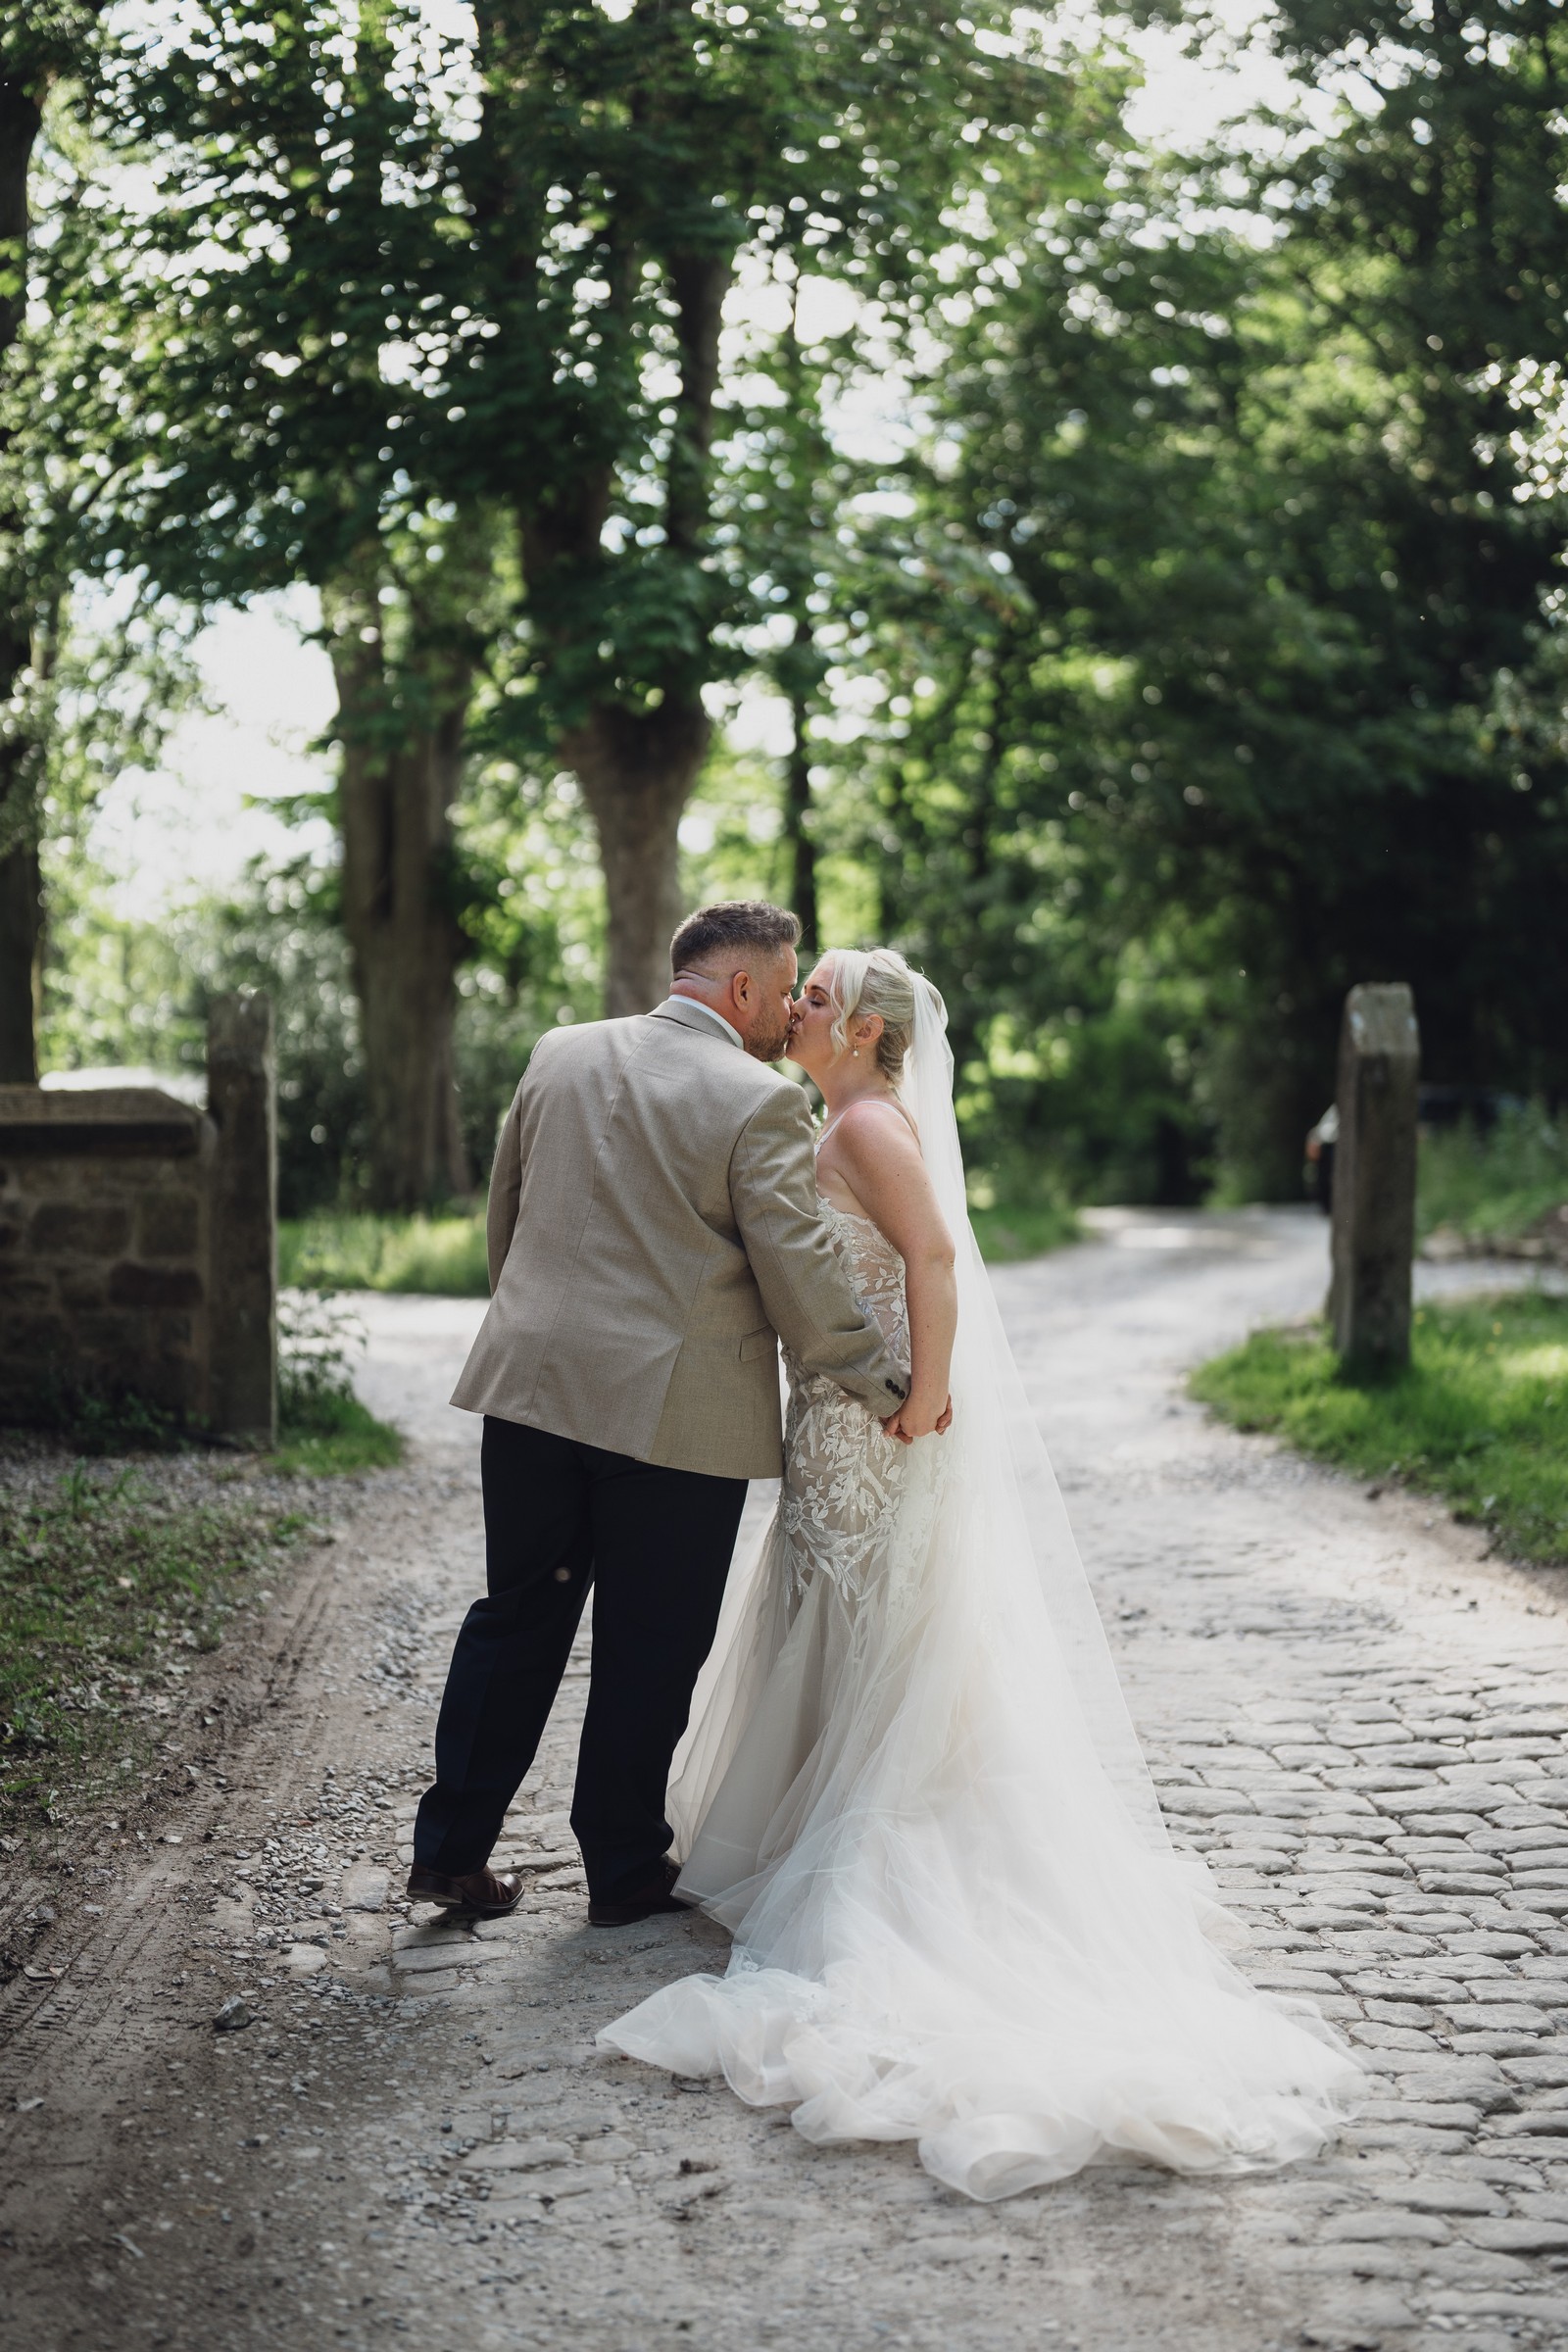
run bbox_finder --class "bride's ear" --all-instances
[856,1013,885,1054]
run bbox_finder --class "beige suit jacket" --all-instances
[449,998,909,1479]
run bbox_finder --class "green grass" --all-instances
[1191,1292,1568,1569]
[273,1390,403,1477]
[1418,1104,1568,1250]
[0,1400,398,1828]
[282,1189,1081,1290]
[969,1198,1082,1262]
[273,1292,404,1474]
[280,1210,490,1297]
[0,1463,308,1821]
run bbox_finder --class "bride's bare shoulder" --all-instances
[831,1096,921,1162]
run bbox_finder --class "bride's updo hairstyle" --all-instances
[821,947,947,1092]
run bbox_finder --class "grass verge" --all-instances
[0,1296,401,1828]
[1419,1104,1568,1251]
[0,1458,309,1824]
[273,1391,402,1477]
[283,1193,1082,1287]
[274,1290,404,1473]
[1191,1291,1568,1569]
[280,1211,489,1297]
[969,1199,1082,1262]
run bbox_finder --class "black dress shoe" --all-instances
[587,1856,687,1928]
[406,1862,523,1918]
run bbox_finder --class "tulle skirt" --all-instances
[600,1430,1363,2201]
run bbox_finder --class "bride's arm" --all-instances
[831,1103,957,1442]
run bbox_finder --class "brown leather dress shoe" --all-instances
[587,1855,687,1928]
[406,1862,523,1918]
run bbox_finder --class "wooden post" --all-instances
[1329,983,1420,1368]
[207,992,277,1445]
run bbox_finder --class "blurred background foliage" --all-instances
[10,0,1568,1233]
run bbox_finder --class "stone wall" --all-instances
[0,995,277,1441]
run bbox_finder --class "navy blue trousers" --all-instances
[413,1416,747,1901]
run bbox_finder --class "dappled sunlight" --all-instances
[1499,1344,1568,1386]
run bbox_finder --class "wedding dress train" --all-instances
[600,992,1361,2201]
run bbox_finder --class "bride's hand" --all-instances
[881,1392,954,1445]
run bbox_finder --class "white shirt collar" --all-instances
[673,996,744,1050]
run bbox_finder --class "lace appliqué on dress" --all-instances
[778,1200,933,1611]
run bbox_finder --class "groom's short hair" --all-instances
[670,901,801,975]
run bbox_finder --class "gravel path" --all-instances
[4,1207,1567,2352]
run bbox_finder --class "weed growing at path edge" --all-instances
[1191,1292,1568,1570]
[275,1292,403,1475]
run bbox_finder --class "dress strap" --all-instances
[815,1096,916,1153]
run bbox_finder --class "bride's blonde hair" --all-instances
[820,947,945,1091]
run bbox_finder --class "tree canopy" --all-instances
[15,0,1568,1207]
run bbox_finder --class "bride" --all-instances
[600,947,1361,2200]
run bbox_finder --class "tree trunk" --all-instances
[0,827,39,1081]
[876,765,909,943]
[341,729,469,1213]
[563,698,710,1016]
[325,568,472,1212]
[775,273,821,956]
[521,244,729,1016]
[783,688,818,955]
[0,65,45,1081]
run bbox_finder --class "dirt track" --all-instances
[4,1208,1568,2352]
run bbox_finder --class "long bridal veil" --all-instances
[899,978,1175,1849]
[601,976,1361,2200]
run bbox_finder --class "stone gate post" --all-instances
[207,992,277,1445]
[1329,983,1421,1369]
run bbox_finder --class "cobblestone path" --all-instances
[1005,1209,1568,2352]
[3,1207,1565,2352]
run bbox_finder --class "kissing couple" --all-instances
[410,901,1360,2200]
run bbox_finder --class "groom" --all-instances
[408,902,909,1926]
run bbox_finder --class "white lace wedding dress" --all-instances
[600,993,1361,2201]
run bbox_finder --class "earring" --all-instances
[852,1048,859,1057]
